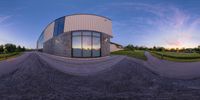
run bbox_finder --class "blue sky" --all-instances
[0,0,200,48]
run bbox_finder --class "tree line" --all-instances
[124,44,200,53]
[0,44,26,54]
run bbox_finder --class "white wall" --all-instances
[110,44,123,52]
[64,15,112,36]
[44,22,55,42]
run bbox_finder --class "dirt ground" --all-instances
[0,53,200,100]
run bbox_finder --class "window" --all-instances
[82,32,92,57]
[37,32,44,49]
[92,36,101,57]
[72,31,101,57]
[53,17,65,36]
[72,32,82,57]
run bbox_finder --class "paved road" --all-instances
[145,51,200,79]
[0,52,200,99]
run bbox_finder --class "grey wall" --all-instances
[43,32,110,57]
[101,33,111,56]
[43,32,71,57]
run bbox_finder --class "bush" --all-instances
[4,44,17,53]
[0,44,26,53]
[0,52,20,59]
[0,45,3,53]
[152,51,200,59]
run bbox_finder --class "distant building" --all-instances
[110,42,123,52]
[37,14,112,58]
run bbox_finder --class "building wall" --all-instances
[64,15,112,36]
[43,32,71,57]
[44,22,54,42]
[110,44,123,52]
[39,14,112,57]
[44,32,110,57]
[101,33,111,56]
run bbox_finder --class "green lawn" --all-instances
[0,52,22,61]
[151,51,200,62]
[111,50,147,60]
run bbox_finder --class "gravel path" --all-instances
[0,52,200,99]
[38,52,125,76]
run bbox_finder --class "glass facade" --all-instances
[37,31,44,49]
[72,31,101,57]
[53,17,65,36]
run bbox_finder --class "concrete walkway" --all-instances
[144,51,200,79]
[37,52,126,76]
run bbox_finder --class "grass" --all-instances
[111,50,147,60]
[0,52,22,61]
[151,51,200,62]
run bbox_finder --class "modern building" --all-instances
[110,42,124,52]
[37,14,112,58]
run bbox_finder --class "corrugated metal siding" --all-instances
[64,15,112,36]
[44,22,54,42]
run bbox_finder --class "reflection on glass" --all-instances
[83,31,92,36]
[83,36,92,57]
[92,37,100,57]
[73,32,81,36]
[53,17,65,36]
[72,36,82,57]
[72,31,101,57]
[37,32,44,49]
[93,32,101,37]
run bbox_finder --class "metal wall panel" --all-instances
[44,22,54,42]
[64,15,112,36]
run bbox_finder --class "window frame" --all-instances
[71,30,102,58]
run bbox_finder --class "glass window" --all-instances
[82,31,92,36]
[72,31,101,57]
[53,17,65,36]
[37,32,44,49]
[83,36,92,57]
[92,37,101,57]
[93,32,101,37]
[72,32,81,36]
[72,36,82,57]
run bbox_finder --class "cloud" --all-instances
[0,15,11,23]
[99,2,200,48]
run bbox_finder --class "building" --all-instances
[37,14,112,58]
[110,42,124,52]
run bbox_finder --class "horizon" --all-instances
[0,0,200,49]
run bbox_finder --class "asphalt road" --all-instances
[0,52,200,100]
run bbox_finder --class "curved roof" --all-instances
[58,13,111,21]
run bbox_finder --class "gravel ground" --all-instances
[0,53,200,100]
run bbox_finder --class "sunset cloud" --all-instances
[99,2,200,48]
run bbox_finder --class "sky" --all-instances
[0,0,200,49]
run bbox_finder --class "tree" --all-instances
[125,44,135,51]
[153,46,157,51]
[0,45,4,53]
[22,46,26,51]
[16,45,22,52]
[4,44,16,53]
[198,45,200,54]
[4,48,8,54]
